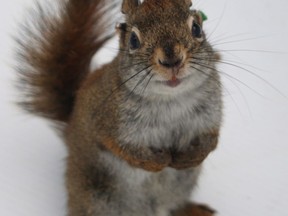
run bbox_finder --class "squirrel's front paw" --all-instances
[169,145,206,169]
[101,137,171,172]
[124,146,171,172]
[169,131,219,169]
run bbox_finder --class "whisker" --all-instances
[208,32,254,45]
[216,59,287,98]
[138,72,155,105]
[191,55,268,74]
[100,65,152,105]
[188,63,224,91]
[120,61,149,70]
[126,69,152,100]
[205,3,227,42]
[211,36,270,47]
[141,72,154,96]
[196,48,286,54]
[189,62,248,114]
[189,59,267,98]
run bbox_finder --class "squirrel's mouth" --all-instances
[154,77,184,88]
[166,76,181,87]
[154,74,190,88]
[153,67,192,88]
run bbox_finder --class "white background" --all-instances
[0,0,288,215]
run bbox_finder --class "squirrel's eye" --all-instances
[129,32,141,50]
[192,22,202,38]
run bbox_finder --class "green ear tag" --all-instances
[199,10,208,22]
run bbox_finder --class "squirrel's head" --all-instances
[117,0,219,98]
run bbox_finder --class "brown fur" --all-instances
[16,0,222,215]
[172,203,216,216]
[170,130,219,169]
[17,0,115,122]
[101,137,171,172]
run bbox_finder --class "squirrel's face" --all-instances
[118,0,219,98]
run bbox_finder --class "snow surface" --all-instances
[0,0,287,215]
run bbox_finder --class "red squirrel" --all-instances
[16,0,222,215]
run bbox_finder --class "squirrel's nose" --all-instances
[158,57,183,68]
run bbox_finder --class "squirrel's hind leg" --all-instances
[170,203,216,216]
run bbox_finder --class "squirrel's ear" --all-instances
[116,23,128,48]
[185,0,193,7]
[122,0,141,14]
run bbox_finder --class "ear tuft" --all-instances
[122,0,140,14]
[185,0,192,7]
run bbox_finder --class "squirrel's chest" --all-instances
[118,97,207,149]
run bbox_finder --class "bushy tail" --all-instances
[16,0,117,122]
